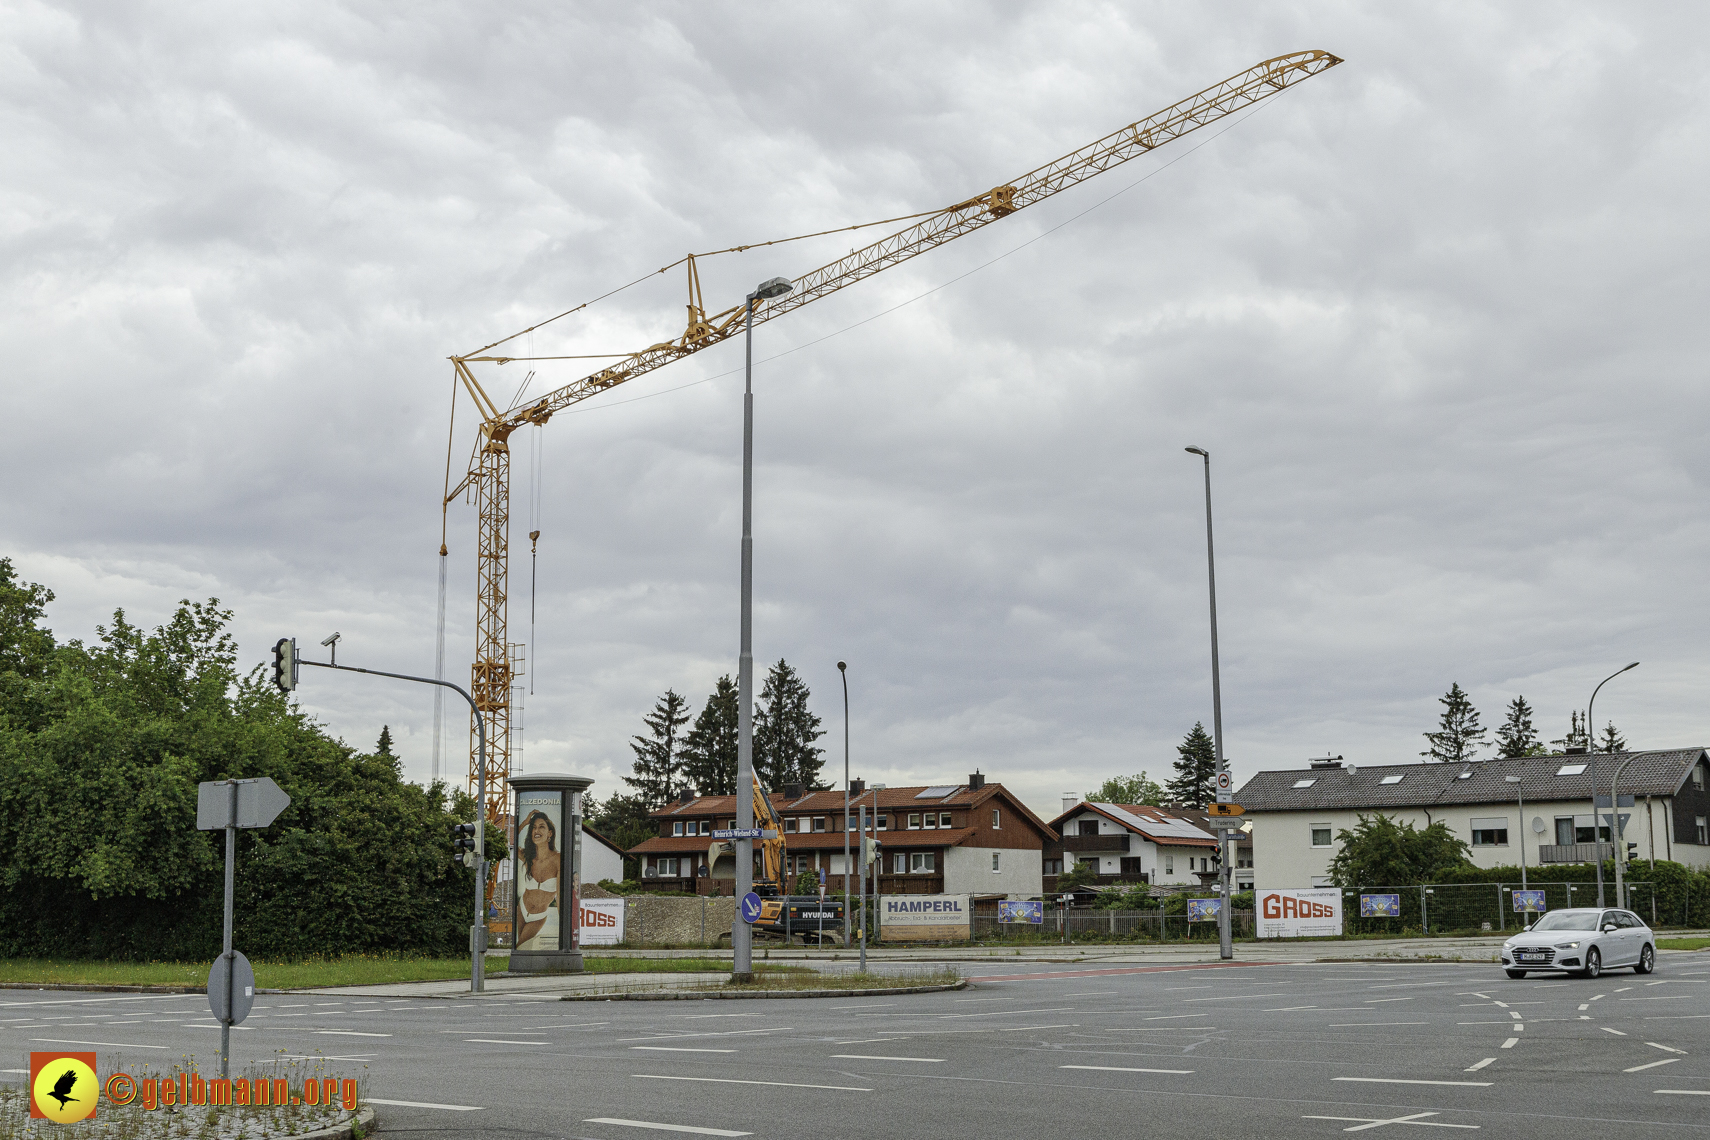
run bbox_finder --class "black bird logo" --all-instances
[47,1068,79,1109]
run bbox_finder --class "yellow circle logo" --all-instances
[33,1057,98,1123]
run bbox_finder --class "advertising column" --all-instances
[507,773,593,973]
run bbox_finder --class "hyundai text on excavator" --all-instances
[708,778,844,945]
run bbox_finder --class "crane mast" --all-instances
[447,50,1341,819]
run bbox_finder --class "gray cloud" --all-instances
[5,2,1706,817]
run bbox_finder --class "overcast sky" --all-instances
[6,2,1707,823]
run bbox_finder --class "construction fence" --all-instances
[1342,881,1665,936]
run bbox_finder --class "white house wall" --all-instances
[944,845,1042,898]
[1250,795,1699,892]
[582,837,625,886]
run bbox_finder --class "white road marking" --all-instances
[1501,1039,1518,1049]
[319,1031,391,1037]
[635,1075,870,1092]
[1646,1043,1688,1054]
[1464,1058,1496,1072]
[30,1038,168,1050]
[1303,1111,1478,1130]
[631,1047,736,1053]
[1327,1022,1429,1027]
[1107,1028,1216,1032]
[1654,1090,1710,1096]
[368,1098,482,1111]
[618,1028,795,1042]
[832,1054,942,1062]
[951,998,1002,1002]
[995,1024,1077,1032]
[1334,1077,1492,1088]
[463,1038,549,1045]
[830,1004,895,1010]
[1622,1058,1680,1073]
[684,1014,756,1019]
[940,1007,1072,1019]
[1365,998,1414,1004]
[1591,994,1605,1001]
[1062,992,1119,997]
[1579,1004,1590,1011]
[584,1120,750,1137]
[1147,1014,1211,1020]
[1060,1065,1192,1074]
[1601,1028,1627,1035]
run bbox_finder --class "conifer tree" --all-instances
[752,660,826,790]
[681,676,739,796]
[1598,721,1627,754]
[1421,683,1485,763]
[375,725,395,757]
[1493,696,1543,758]
[1166,722,1217,807]
[1550,710,1590,754]
[625,689,691,809]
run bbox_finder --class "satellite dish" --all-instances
[1532,816,1547,834]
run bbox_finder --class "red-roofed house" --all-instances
[627,773,1057,898]
[1044,796,1247,892]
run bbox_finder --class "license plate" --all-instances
[1517,954,1546,962]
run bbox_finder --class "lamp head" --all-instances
[1185,446,1208,457]
[750,276,794,301]
[1623,661,1640,672]
[837,661,846,672]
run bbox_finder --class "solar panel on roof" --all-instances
[915,785,960,799]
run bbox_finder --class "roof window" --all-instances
[1292,778,1317,789]
[1555,763,1587,776]
[1379,774,1404,785]
[1456,770,1473,780]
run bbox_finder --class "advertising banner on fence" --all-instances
[1360,893,1401,918]
[998,900,1043,924]
[1257,888,1342,938]
[1512,889,1546,914]
[1187,898,1222,922]
[578,897,625,946]
[881,895,971,940]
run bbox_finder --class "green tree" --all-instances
[0,558,55,699]
[1054,858,1098,891]
[1550,710,1589,754]
[375,725,395,757]
[1166,722,1216,807]
[1088,771,1164,806]
[1326,814,1473,887]
[625,689,691,809]
[1598,721,1627,754]
[792,870,821,896]
[680,676,738,796]
[753,660,826,790]
[1421,682,1485,763]
[1493,696,1544,758]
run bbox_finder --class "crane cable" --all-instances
[434,368,458,785]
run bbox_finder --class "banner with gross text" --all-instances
[578,897,625,946]
[880,895,971,941]
[1256,888,1343,938]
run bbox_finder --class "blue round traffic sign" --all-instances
[740,892,763,923]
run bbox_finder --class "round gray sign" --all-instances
[207,951,256,1025]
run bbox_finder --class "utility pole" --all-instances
[839,661,850,949]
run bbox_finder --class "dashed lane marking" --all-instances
[463,1038,547,1045]
[368,1098,482,1111]
[1654,1090,1710,1096]
[1602,1028,1627,1036]
[30,1038,168,1050]
[1501,1039,1518,1049]
[1334,1078,1493,1088]
[631,1047,735,1053]
[1646,1043,1688,1054]
[634,1075,870,1092]
[1303,1111,1478,1130]
[584,1119,749,1136]
[832,1055,942,1063]
[1465,1058,1496,1072]
[1060,1065,1193,1075]
[1623,1059,1680,1073]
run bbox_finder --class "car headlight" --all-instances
[1565,941,1579,949]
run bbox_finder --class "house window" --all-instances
[699,821,710,835]
[673,821,684,837]
[1120,857,1143,875]
[1044,859,1063,875]
[1311,826,1333,848]
[1556,763,1587,776]
[1698,817,1708,845]
[727,819,737,829]
[893,853,908,874]
[784,818,797,833]
[813,817,826,833]
[992,808,1000,829]
[1078,820,1099,836]
[1695,765,1706,789]
[939,812,953,828]
[1470,817,1508,847]
[910,852,936,874]
[876,815,888,830]
[922,813,936,829]
[992,852,1002,872]
[908,813,922,829]
[1555,817,1575,846]
[1164,855,1174,875]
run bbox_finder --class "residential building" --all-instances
[1043,797,1242,892]
[580,823,627,886]
[625,773,1056,898]
[1235,749,1710,891]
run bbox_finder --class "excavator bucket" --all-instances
[708,840,737,880]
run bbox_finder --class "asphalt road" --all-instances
[5,956,1708,1138]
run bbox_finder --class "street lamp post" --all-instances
[1587,662,1639,908]
[1185,446,1232,961]
[839,661,850,948]
[732,275,794,984]
[1609,752,1641,911]
[1504,775,1528,892]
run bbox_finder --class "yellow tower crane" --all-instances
[443,50,1341,820]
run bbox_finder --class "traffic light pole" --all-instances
[294,655,490,993]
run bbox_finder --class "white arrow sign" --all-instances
[196,778,291,830]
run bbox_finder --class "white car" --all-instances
[1500,907,1656,979]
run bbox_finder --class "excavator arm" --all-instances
[707,778,789,893]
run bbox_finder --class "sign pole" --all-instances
[221,782,236,1079]
[858,805,867,971]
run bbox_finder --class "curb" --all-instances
[0,982,203,994]
[561,980,968,1001]
[286,1106,376,1140]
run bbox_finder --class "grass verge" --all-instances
[1657,937,1710,951]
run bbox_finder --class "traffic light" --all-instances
[271,638,297,693]
[452,823,477,867]
[861,836,881,867]
[1626,842,1639,862]
[1210,849,1223,870]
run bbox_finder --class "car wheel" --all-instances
[1582,947,1602,979]
[1505,969,1526,979]
[1635,944,1655,975]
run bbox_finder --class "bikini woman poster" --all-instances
[515,791,562,951]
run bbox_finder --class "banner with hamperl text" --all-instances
[880,895,971,941]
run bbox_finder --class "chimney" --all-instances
[1309,755,1344,769]
[784,782,805,801]
[678,788,695,805]
[1062,792,1079,814]
[850,778,866,797]
[968,770,986,790]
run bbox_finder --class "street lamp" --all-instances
[1587,661,1638,908]
[1184,446,1232,961]
[839,660,850,949]
[1504,774,1529,929]
[733,274,794,984]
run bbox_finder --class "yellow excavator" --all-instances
[709,778,844,945]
